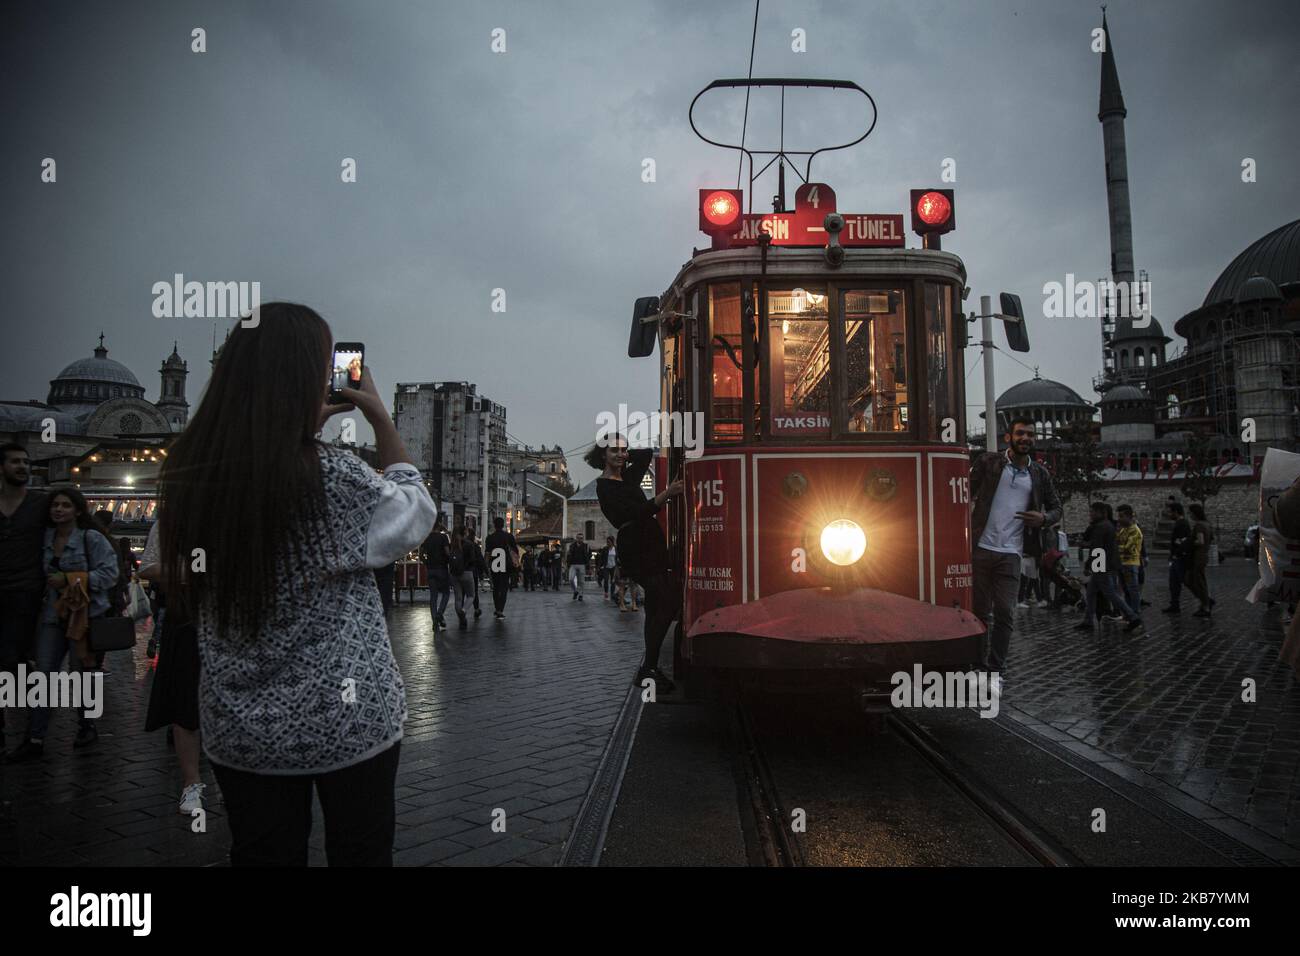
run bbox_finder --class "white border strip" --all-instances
[928,452,972,604]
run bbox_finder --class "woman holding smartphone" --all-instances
[158,302,435,866]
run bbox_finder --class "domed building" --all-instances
[1146,219,1300,454]
[0,336,190,534]
[0,334,188,443]
[989,372,1094,441]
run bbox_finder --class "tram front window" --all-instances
[842,289,909,433]
[767,287,831,436]
[925,282,960,441]
[709,283,746,442]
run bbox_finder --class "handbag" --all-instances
[89,614,137,652]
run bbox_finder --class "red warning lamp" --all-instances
[700,189,743,233]
[909,188,955,247]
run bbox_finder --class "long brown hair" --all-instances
[159,302,333,638]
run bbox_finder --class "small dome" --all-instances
[161,341,186,368]
[1099,385,1149,404]
[1111,314,1170,343]
[1234,273,1283,305]
[996,377,1091,410]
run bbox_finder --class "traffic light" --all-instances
[699,189,743,235]
[909,189,955,249]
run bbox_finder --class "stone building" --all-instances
[392,380,515,532]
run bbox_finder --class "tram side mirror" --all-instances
[999,292,1031,353]
[628,296,661,358]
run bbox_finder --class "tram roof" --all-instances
[659,246,967,306]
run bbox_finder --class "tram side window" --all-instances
[925,283,960,441]
[709,283,745,442]
[767,287,831,436]
[842,289,909,433]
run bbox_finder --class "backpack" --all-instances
[449,544,466,576]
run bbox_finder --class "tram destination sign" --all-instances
[711,183,905,249]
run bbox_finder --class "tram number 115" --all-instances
[948,476,970,504]
[695,480,724,507]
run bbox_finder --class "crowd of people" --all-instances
[972,416,1232,678]
[1,306,1286,870]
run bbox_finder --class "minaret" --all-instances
[157,341,190,430]
[1099,9,1133,285]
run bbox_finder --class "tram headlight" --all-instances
[819,519,866,567]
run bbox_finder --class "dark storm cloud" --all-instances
[3,0,1296,482]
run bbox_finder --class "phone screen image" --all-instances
[331,347,364,393]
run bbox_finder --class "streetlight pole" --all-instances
[980,294,997,453]
[526,478,568,542]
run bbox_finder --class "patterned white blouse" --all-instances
[197,445,435,774]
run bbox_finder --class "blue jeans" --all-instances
[1121,565,1142,611]
[28,622,101,740]
[427,568,451,620]
[1085,572,1139,624]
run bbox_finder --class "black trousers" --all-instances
[490,571,511,613]
[211,741,401,866]
[0,589,42,735]
[639,571,679,666]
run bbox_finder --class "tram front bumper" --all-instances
[685,586,984,674]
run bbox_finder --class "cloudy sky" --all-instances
[4,0,1297,485]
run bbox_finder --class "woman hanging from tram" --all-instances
[587,434,683,690]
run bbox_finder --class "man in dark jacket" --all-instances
[567,534,591,602]
[484,517,519,619]
[420,518,452,630]
[1163,501,1192,614]
[1075,501,1143,633]
[969,417,1063,671]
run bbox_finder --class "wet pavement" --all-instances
[3,557,1296,867]
[1000,557,1300,859]
[0,582,644,867]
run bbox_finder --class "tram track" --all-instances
[733,689,1080,867]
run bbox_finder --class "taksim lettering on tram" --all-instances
[703,182,905,249]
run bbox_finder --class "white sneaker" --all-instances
[1016,602,1029,608]
[1037,600,1051,608]
[179,782,206,815]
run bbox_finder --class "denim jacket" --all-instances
[42,527,119,624]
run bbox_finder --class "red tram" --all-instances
[626,80,985,697]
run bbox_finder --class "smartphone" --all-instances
[329,342,365,404]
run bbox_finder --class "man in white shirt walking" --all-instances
[969,417,1063,673]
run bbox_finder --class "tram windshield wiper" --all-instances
[712,335,743,370]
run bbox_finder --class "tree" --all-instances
[537,473,575,519]
[1052,420,1107,506]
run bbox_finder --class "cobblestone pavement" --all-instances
[1001,557,1300,859]
[0,583,644,867]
